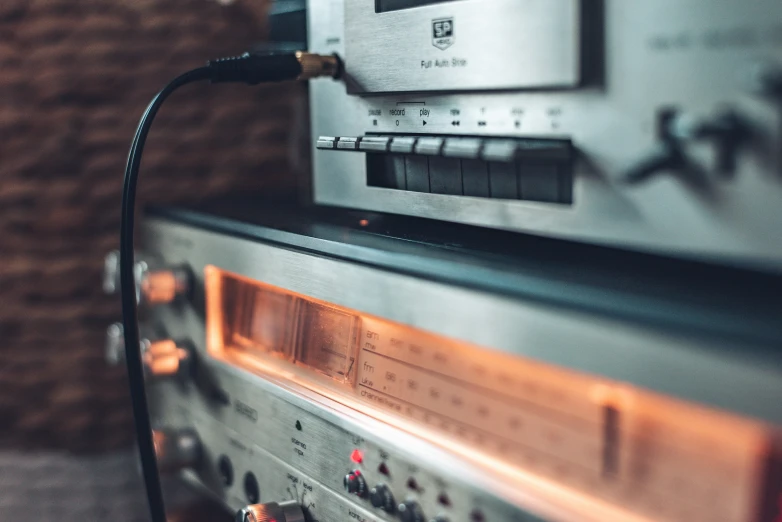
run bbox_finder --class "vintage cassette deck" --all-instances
[309,0,782,270]
[108,1,782,521]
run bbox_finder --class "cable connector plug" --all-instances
[207,51,341,85]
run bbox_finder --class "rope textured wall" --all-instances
[0,0,305,452]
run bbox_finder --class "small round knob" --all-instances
[235,501,305,522]
[398,500,425,522]
[135,262,191,306]
[141,338,192,379]
[102,251,191,306]
[152,428,201,473]
[369,483,395,513]
[104,323,192,380]
[343,469,367,497]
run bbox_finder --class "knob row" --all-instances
[152,430,306,522]
[344,469,447,522]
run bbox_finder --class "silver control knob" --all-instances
[134,260,191,306]
[235,501,306,522]
[105,323,192,380]
[370,483,396,513]
[398,500,425,522]
[103,250,191,306]
[344,469,367,497]
[152,428,201,473]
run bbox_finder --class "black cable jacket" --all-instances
[120,51,331,522]
[120,66,211,522]
[207,52,302,84]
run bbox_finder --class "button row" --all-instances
[317,135,570,163]
[367,154,573,204]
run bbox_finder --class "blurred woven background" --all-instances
[0,0,306,453]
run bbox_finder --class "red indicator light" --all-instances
[350,449,364,463]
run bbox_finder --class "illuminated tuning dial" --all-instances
[343,469,367,497]
[102,250,191,306]
[398,500,425,522]
[235,501,306,522]
[105,322,192,380]
[152,428,201,473]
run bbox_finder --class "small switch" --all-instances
[482,140,518,162]
[489,162,518,199]
[316,136,337,149]
[390,137,417,154]
[359,136,391,152]
[415,137,445,156]
[389,156,407,189]
[461,160,490,197]
[443,138,482,159]
[337,137,360,150]
[429,158,462,195]
[367,154,402,189]
[405,157,430,193]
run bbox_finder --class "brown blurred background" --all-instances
[0,0,306,456]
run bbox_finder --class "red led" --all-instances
[350,449,364,464]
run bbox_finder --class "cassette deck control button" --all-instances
[360,136,392,152]
[337,137,360,150]
[415,137,445,155]
[405,156,430,193]
[519,162,561,203]
[489,162,518,199]
[443,138,483,159]
[462,160,490,197]
[390,137,417,154]
[482,140,519,162]
[429,158,462,195]
[316,136,337,149]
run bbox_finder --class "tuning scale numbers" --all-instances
[353,321,749,522]
[357,344,600,475]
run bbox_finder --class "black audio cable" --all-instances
[119,51,340,522]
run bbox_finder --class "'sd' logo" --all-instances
[432,17,454,50]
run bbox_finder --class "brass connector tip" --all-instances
[295,51,341,80]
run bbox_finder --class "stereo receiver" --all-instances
[309,0,782,270]
[105,205,782,522]
[108,1,782,522]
